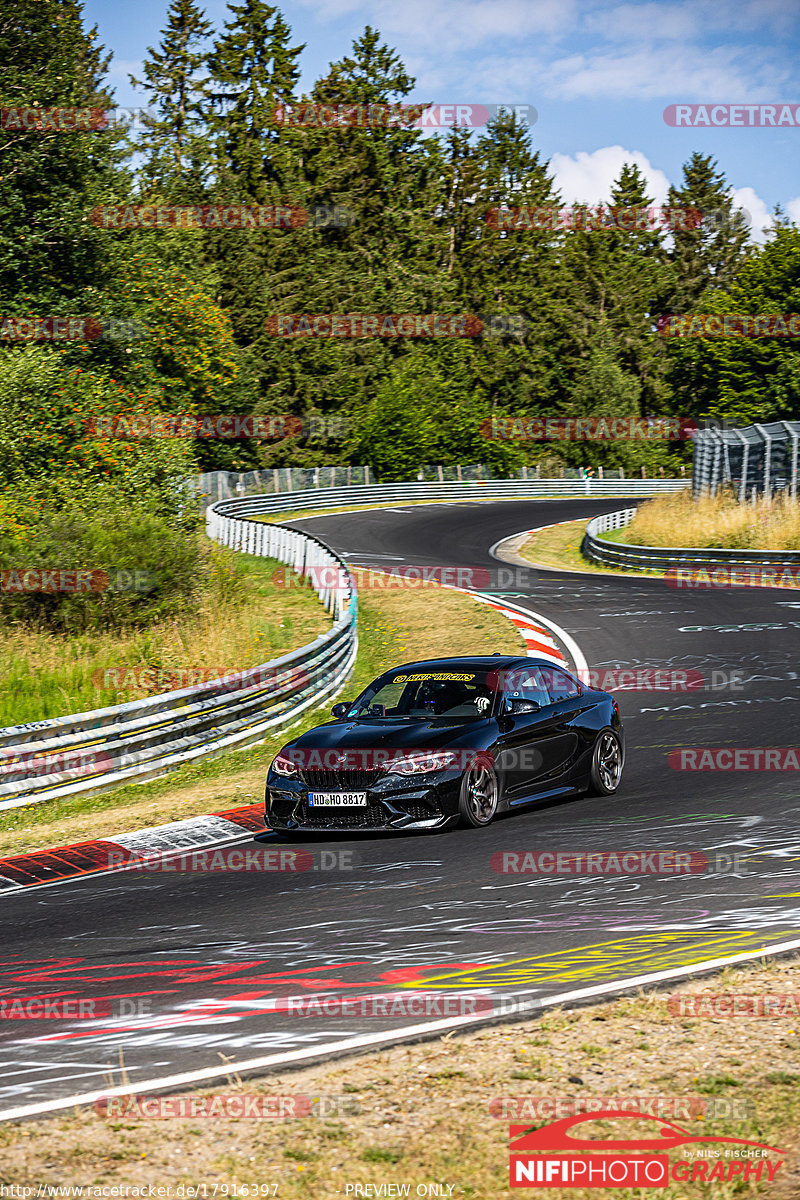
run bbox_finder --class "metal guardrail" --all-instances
[0,520,357,812]
[584,508,800,571]
[195,466,688,504]
[210,477,688,518]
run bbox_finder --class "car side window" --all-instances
[504,666,550,707]
[540,666,581,702]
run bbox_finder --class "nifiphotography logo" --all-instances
[508,1111,786,1188]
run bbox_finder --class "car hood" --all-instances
[287,718,494,753]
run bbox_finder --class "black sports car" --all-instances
[265,656,624,834]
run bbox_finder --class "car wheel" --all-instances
[587,729,624,795]
[458,759,500,827]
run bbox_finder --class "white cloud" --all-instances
[584,0,796,43]
[731,186,774,244]
[785,197,800,227]
[542,46,777,101]
[584,3,699,42]
[293,0,573,50]
[550,145,670,206]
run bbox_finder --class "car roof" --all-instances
[382,656,561,672]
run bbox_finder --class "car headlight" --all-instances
[271,751,299,778]
[389,751,460,776]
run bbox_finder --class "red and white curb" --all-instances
[0,803,264,893]
[473,595,569,665]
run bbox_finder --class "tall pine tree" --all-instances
[129,0,213,201]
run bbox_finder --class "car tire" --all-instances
[587,729,624,795]
[458,757,500,827]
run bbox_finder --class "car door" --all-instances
[536,666,586,779]
[493,665,567,799]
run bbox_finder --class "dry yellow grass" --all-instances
[621,490,800,551]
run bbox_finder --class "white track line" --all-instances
[3,935,800,1122]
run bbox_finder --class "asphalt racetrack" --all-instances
[3,499,800,1117]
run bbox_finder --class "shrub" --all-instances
[0,489,212,633]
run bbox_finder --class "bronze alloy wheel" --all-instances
[458,761,500,827]
[589,729,624,795]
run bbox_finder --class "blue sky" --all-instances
[85,0,800,241]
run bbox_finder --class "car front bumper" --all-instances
[265,773,463,832]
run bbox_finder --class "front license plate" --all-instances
[308,792,368,807]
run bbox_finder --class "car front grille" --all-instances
[395,800,437,820]
[297,803,389,828]
[300,768,384,790]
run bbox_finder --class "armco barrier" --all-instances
[207,476,688,518]
[584,508,800,571]
[0,521,357,811]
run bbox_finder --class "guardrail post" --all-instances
[754,423,771,498]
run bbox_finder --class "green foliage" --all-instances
[662,152,751,312]
[558,345,678,472]
[348,353,524,480]
[208,0,303,199]
[0,0,125,313]
[4,0,796,525]
[0,490,205,632]
[0,345,193,502]
[117,256,241,413]
[666,225,800,425]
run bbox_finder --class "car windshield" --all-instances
[347,668,497,721]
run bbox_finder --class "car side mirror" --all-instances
[331,702,351,718]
